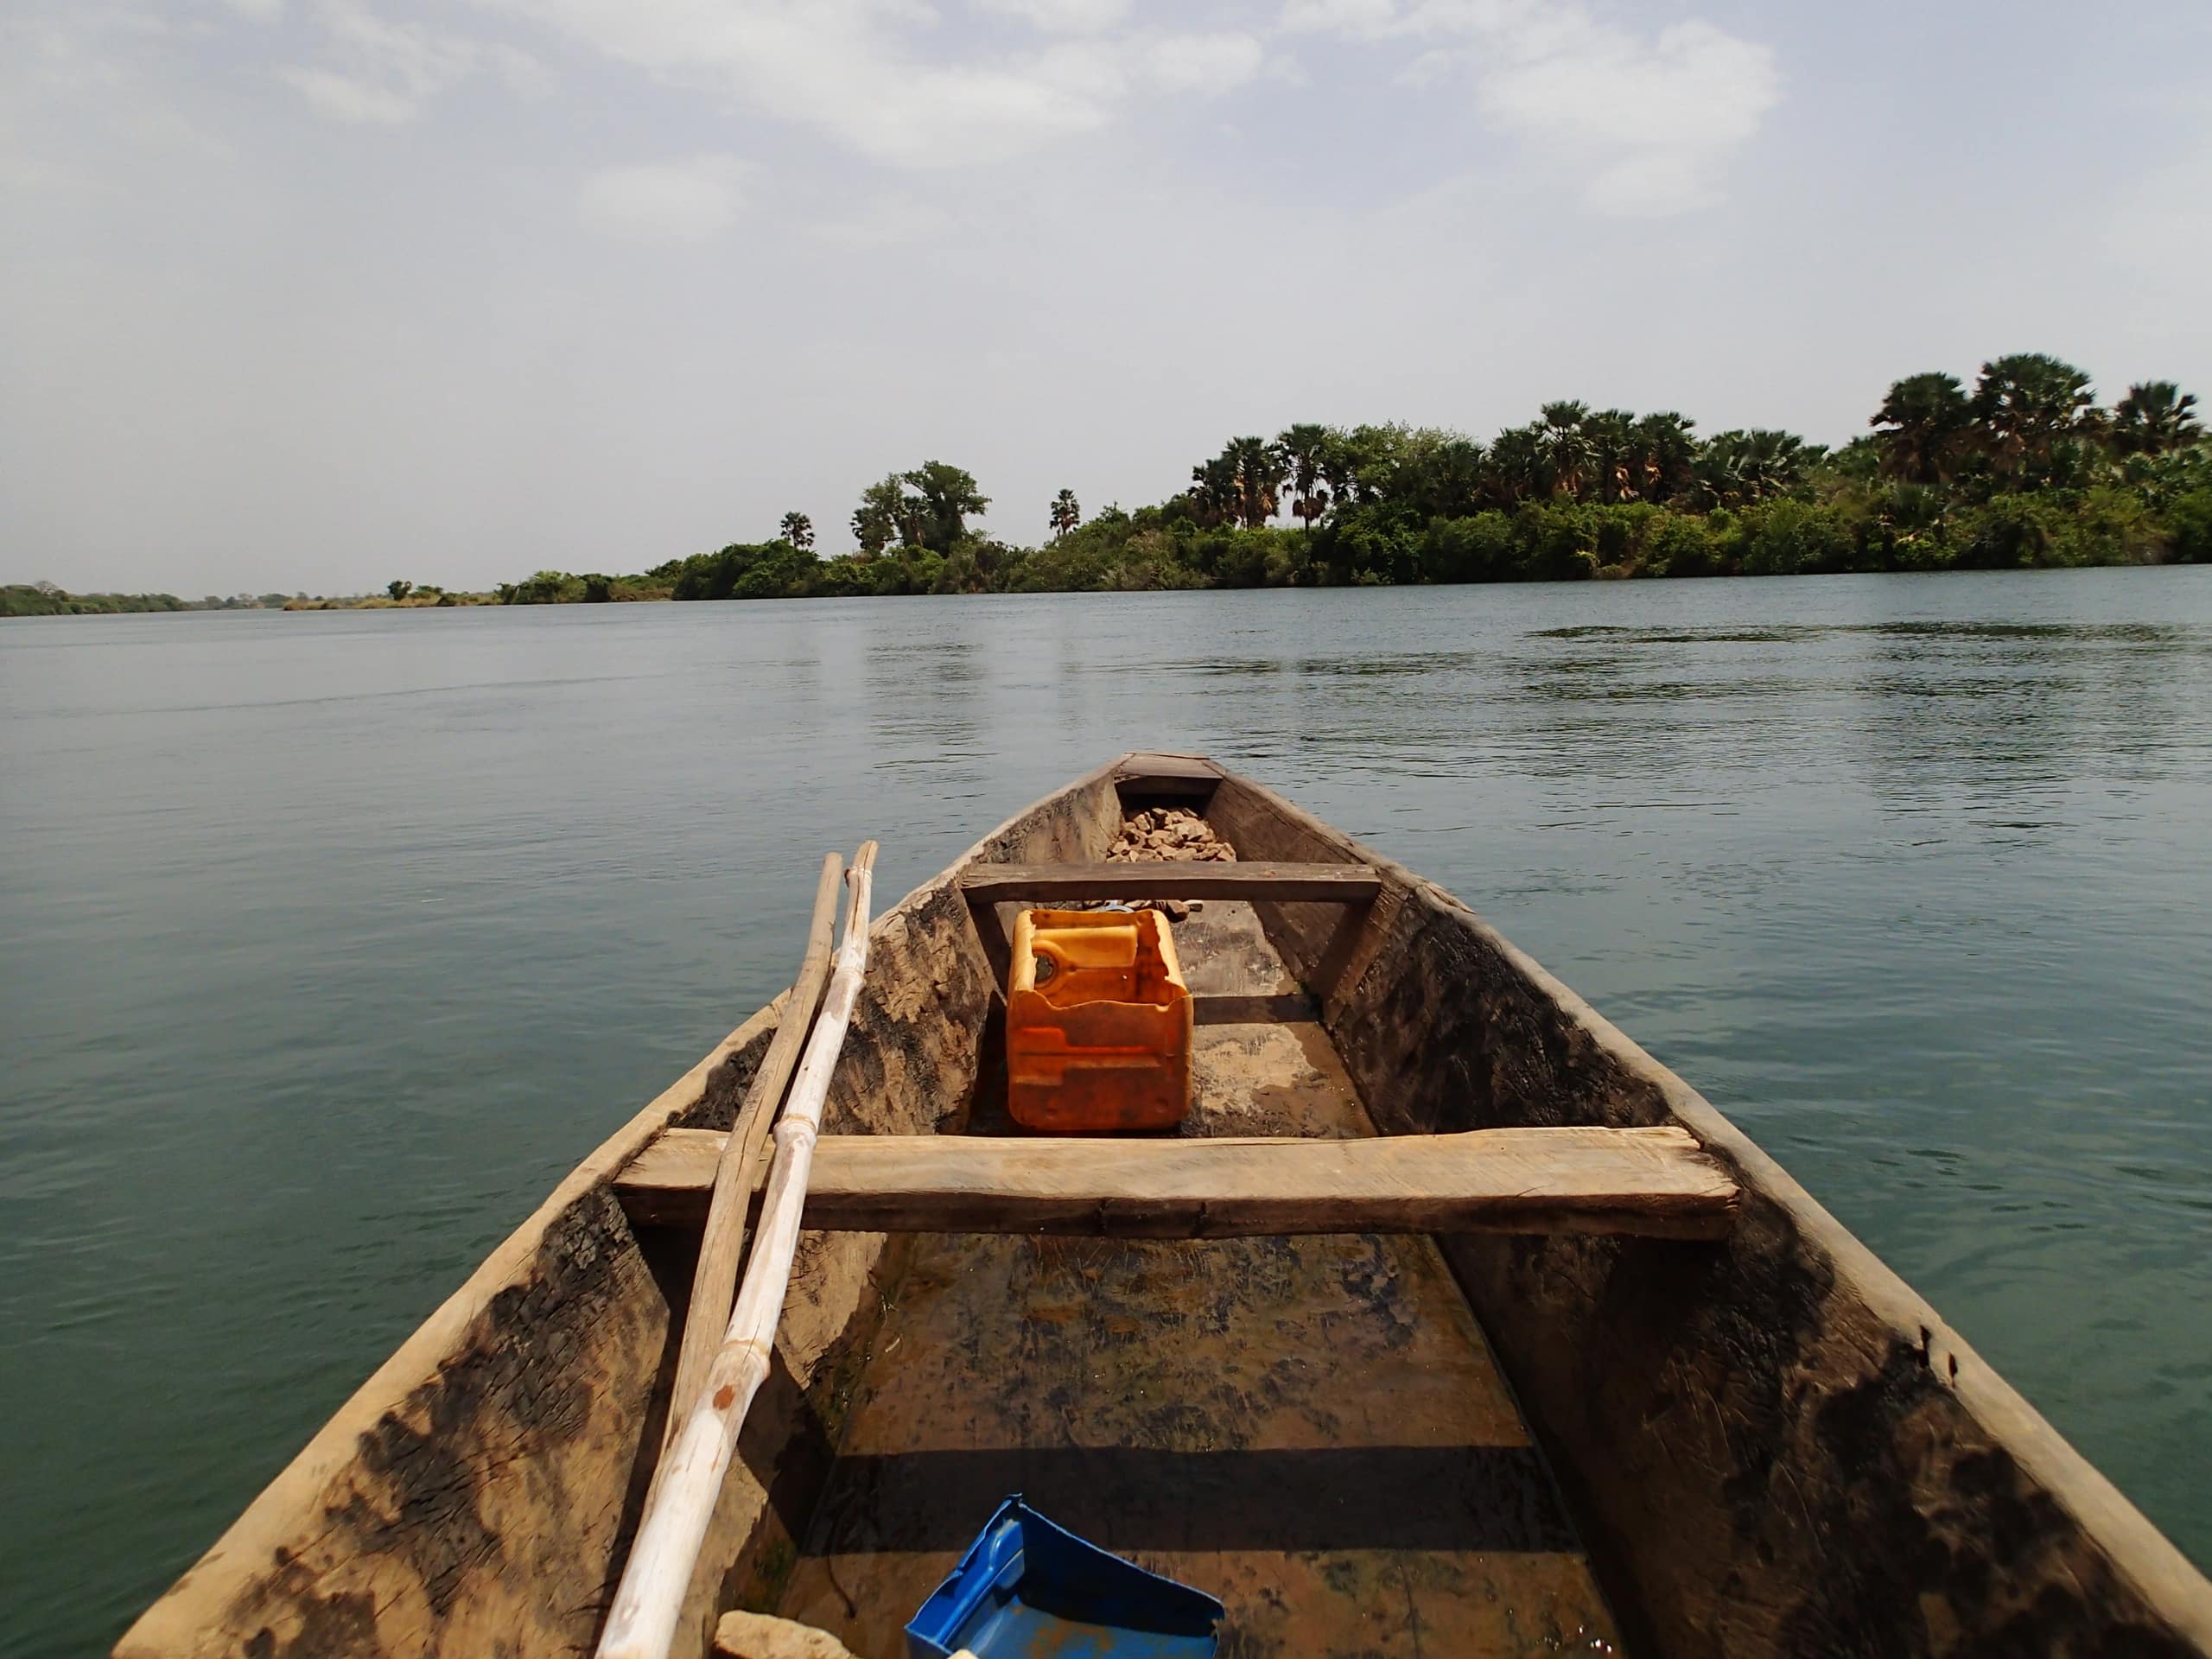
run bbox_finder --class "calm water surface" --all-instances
[4,573,2210,1656]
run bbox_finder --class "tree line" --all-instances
[486,353,2206,603]
[11,355,2203,619]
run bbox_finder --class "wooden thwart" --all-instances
[960,861,1380,905]
[617,1123,1740,1241]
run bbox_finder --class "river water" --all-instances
[4,571,2209,1656]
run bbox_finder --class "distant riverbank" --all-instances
[16,355,2206,615]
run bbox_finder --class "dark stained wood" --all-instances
[615,1124,1741,1240]
[959,861,1381,906]
[1194,991,1319,1025]
[1110,752,1224,800]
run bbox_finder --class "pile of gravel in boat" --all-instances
[1103,809,1235,920]
[1108,807,1237,864]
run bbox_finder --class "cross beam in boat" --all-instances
[960,861,1383,991]
[615,1125,1739,1241]
[960,861,1381,906]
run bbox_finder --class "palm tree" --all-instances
[1485,425,1548,507]
[1538,401,1593,499]
[1973,353,2097,478]
[779,512,814,550]
[1870,372,1974,484]
[1048,488,1081,539]
[2110,382,2202,456]
[1631,412,1699,504]
[1193,438,1285,531]
[1692,429,1815,509]
[1188,454,1239,528]
[1582,409,1638,504]
[1278,423,1338,531]
[1226,436,1287,530]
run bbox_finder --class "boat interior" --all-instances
[633,809,1640,1655]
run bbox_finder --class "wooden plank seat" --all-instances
[614,1124,1740,1241]
[959,861,1380,906]
[959,861,1382,990]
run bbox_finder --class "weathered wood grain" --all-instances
[614,1123,1739,1240]
[664,851,843,1451]
[958,861,1380,905]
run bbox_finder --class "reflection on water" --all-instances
[3,569,2211,1658]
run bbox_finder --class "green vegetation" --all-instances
[1,584,505,615]
[485,355,2210,603]
[2,584,189,616]
[288,585,501,608]
[490,570,671,604]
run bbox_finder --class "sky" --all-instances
[3,0,2209,596]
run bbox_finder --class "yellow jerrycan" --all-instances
[1005,907,1192,1132]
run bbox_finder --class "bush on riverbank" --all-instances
[2,585,190,616]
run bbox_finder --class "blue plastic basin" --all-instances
[906,1497,1222,1659]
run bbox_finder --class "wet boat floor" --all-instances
[776,904,1623,1657]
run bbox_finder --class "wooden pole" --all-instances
[663,852,844,1451]
[597,843,879,1659]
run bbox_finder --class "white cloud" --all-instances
[1477,21,1778,214]
[279,64,421,123]
[488,1,1279,168]
[280,0,549,124]
[499,1,1111,166]
[1274,0,1780,214]
[576,155,749,244]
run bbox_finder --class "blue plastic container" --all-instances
[905,1497,1222,1659]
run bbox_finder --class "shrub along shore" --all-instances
[13,356,2209,615]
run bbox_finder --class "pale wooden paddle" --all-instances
[599,843,879,1659]
[662,850,844,1450]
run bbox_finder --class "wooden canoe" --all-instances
[117,753,2212,1659]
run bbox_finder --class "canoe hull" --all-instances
[116,754,2212,1658]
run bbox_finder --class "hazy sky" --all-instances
[4,1,2209,594]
